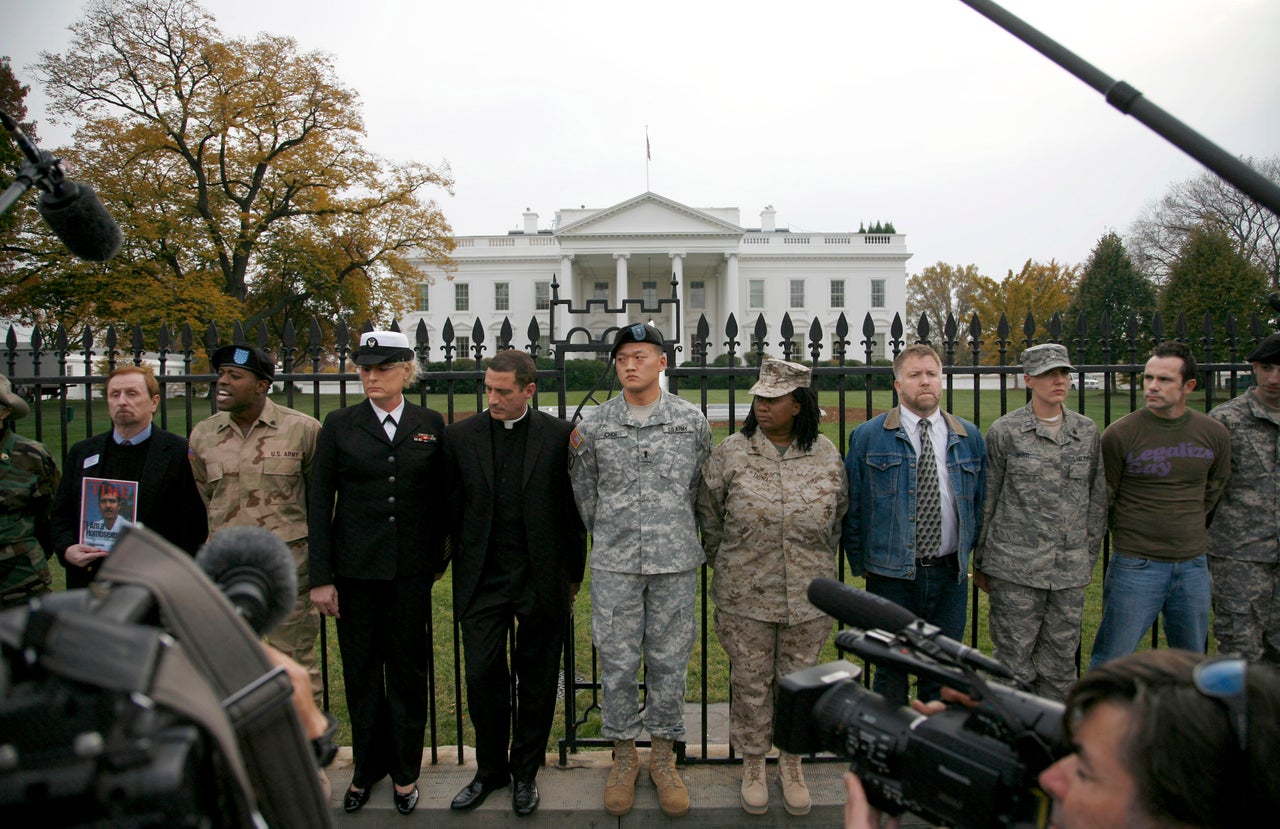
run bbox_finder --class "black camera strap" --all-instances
[98,527,332,829]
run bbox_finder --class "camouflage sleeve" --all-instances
[831,448,850,555]
[1204,422,1232,524]
[974,422,1007,572]
[35,447,60,556]
[696,445,728,567]
[187,427,212,505]
[689,415,713,523]
[568,421,597,533]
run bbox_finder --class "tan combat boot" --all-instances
[604,739,641,816]
[648,737,690,817]
[778,751,811,816]
[740,754,768,815]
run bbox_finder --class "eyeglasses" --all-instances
[1193,656,1249,753]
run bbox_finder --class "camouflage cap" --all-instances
[210,343,276,381]
[352,330,415,366]
[747,359,811,398]
[0,375,29,420]
[1021,343,1075,376]
[1246,333,1280,364]
[611,322,665,358]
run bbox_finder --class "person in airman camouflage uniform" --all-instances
[1207,332,1280,665]
[0,375,60,608]
[698,359,847,817]
[973,343,1106,700]
[569,323,711,819]
[188,344,323,701]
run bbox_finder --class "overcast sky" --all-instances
[4,0,1278,279]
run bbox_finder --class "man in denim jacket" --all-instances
[842,343,986,704]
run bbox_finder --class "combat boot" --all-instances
[648,737,690,817]
[604,739,641,816]
[779,751,811,816]
[740,754,768,814]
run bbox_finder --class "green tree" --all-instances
[4,0,454,338]
[0,57,37,248]
[1159,222,1269,338]
[1067,232,1157,364]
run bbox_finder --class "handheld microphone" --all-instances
[37,181,123,262]
[808,577,1013,679]
[196,527,297,635]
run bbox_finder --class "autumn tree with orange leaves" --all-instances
[1,0,453,340]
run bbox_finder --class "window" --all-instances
[830,279,845,308]
[495,282,509,312]
[455,336,470,359]
[535,281,550,311]
[790,279,805,309]
[416,284,429,312]
[455,283,469,312]
[594,281,610,301]
[749,279,764,309]
[690,280,705,309]
[871,279,885,309]
[642,280,657,308]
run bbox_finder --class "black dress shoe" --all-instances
[344,785,372,813]
[451,777,509,810]
[393,785,419,815]
[513,780,540,817]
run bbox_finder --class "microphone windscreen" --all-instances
[37,182,123,262]
[196,526,297,635]
[807,577,918,632]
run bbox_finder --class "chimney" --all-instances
[522,209,538,235]
[760,205,776,233]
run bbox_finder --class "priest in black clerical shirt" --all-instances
[441,349,585,817]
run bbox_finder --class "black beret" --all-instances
[1246,333,1280,365]
[610,323,665,359]
[210,343,276,381]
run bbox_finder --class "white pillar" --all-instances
[557,254,575,347]
[724,253,740,326]
[614,253,630,330]
[669,252,684,341]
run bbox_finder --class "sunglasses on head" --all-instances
[1193,656,1248,753]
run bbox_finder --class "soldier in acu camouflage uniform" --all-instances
[1207,333,1280,665]
[188,344,323,701]
[697,359,846,817]
[569,323,711,819]
[974,343,1106,701]
[0,375,60,609]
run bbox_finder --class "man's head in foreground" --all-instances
[1039,649,1279,829]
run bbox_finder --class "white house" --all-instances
[401,192,910,362]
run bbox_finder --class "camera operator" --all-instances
[842,650,1280,829]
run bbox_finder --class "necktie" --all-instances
[916,418,942,558]
[120,439,132,446]
[383,415,396,440]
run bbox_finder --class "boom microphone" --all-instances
[37,181,123,262]
[808,577,1013,679]
[196,527,297,635]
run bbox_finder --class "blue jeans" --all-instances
[1088,553,1210,670]
[864,567,968,704]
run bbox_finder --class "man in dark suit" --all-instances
[443,349,585,817]
[52,366,207,587]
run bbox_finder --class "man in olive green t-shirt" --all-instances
[1089,341,1230,668]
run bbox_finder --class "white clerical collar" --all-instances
[493,404,530,430]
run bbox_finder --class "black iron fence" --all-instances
[4,298,1274,764]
